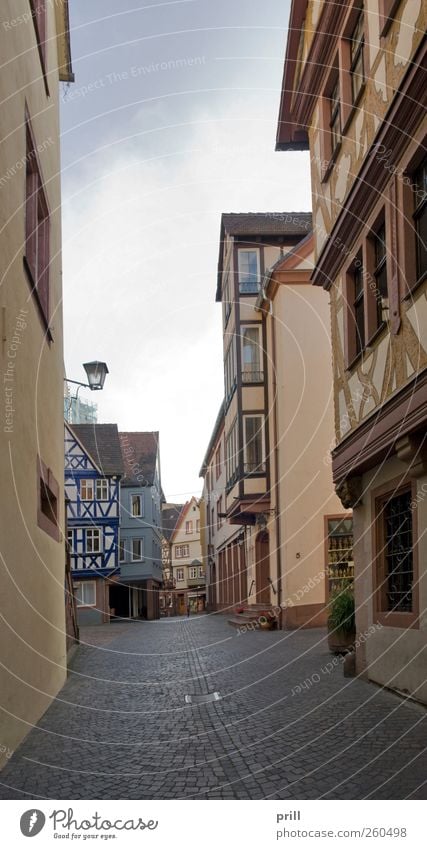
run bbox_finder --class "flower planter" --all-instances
[327,628,355,654]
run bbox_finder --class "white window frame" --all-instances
[74,581,96,607]
[119,538,125,562]
[238,248,260,292]
[241,325,262,382]
[67,529,73,552]
[175,544,189,559]
[189,566,197,579]
[131,538,143,561]
[85,528,102,553]
[95,479,109,501]
[198,566,204,578]
[243,414,265,473]
[185,520,193,535]
[80,479,94,501]
[176,567,184,581]
[131,493,143,517]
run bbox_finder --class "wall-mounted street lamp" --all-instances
[66,361,109,392]
[64,362,109,422]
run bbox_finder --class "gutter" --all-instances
[256,270,284,624]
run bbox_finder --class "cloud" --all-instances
[62,92,311,498]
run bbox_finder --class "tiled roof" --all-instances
[221,212,312,237]
[119,431,159,486]
[71,424,124,476]
[162,504,185,540]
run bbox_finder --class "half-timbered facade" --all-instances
[65,423,123,625]
[277,1,427,698]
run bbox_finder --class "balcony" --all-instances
[242,369,264,384]
[188,576,206,587]
[239,280,261,295]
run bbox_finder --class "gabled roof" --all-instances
[70,424,124,476]
[170,496,199,542]
[162,503,185,541]
[119,431,159,486]
[216,212,312,301]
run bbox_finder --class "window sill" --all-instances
[23,256,53,343]
[375,611,419,629]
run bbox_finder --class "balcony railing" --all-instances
[242,369,264,384]
[243,462,266,474]
[239,280,261,294]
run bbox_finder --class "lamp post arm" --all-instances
[65,378,91,389]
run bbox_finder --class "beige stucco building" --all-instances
[0,1,73,768]
[278,0,427,698]
[202,213,347,626]
[170,497,205,613]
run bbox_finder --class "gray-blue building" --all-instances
[113,431,163,620]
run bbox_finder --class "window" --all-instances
[226,418,239,487]
[211,507,215,536]
[217,496,223,530]
[131,494,143,517]
[372,221,388,329]
[86,528,101,553]
[243,415,265,474]
[175,544,190,558]
[81,480,94,501]
[413,158,427,281]
[37,456,60,541]
[96,479,109,501]
[241,325,263,382]
[238,249,260,293]
[215,444,222,479]
[353,261,365,356]
[223,272,231,324]
[67,530,73,553]
[25,119,50,326]
[198,566,205,578]
[349,11,365,104]
[132,539,143,561]
[224,337,237,405]
[189,566,197,579]
[377,489,413,614]
[196,519,200,534]
[74,582,96,607]
[40,478,58,527]
[329,77,341,157]
[176,567,184,581]
[119,539,125,562]
[185,521,193,535]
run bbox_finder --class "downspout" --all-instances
[259,277,283,626]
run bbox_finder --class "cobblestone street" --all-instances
[1,615,426,800]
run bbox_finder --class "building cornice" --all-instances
[332,366,427,486]
[276,0,345,150]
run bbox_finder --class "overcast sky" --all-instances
[61,0,311,501]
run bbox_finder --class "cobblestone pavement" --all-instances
[1,615,426,800]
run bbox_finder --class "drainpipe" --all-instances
[258,280,283,626]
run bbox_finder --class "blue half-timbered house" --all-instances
[65,423,123,625]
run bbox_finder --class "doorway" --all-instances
[255,531,270,605]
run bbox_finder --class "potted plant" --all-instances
[327,587,355,653]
